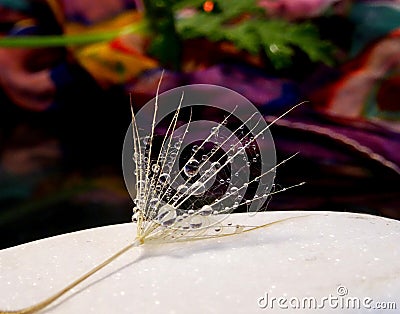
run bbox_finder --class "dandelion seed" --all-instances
[0,80,306,314]
[123,83,305,242]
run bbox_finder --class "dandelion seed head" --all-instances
[122,84,303,244]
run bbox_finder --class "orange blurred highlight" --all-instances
[203,1,214,12]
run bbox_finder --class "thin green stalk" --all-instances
[0,23,147,48]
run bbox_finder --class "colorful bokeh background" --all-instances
[1,0,400,249]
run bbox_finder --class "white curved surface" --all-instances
[0,211,399,313]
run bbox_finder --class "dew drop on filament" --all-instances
[159,173,170,184]
[189,181,206,196]
[157,204,177,226]
[177,185,188,194]
[184,159,200,177]
[190,216,203,229]
[149,198,159,208]
[200,205,213,216]
[152,164,160,173]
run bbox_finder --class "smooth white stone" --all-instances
[0,211,399,313]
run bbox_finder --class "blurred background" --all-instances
[1,0,399,249]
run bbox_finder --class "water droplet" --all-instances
[200,205,213,216]
[190,216,202,229]
[230,186,239,194]
[157,204,177,226]
[189,181,206,196]
[159,173,170,184]
[143,135,150,144]
[184,159,200,177]
[132,206,140,222]
[162,219,176,227]
[150,198,159,208]
[177,184,188,194]
[211,161,220,169]
[152,164,160,173]
[179,219,190,229]
[134,198,145,209]
[192,145,199,152]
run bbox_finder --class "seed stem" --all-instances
[0,240,140,314]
